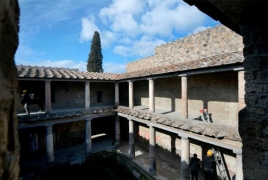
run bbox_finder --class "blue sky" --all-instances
[15,0,220,73]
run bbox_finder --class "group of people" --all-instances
[21,89,44,114]
[190,149,216,180]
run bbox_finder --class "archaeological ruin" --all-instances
[1,0,268,180]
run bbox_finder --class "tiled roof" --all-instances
[117,52,244,80]
[115,106,242,142]
[17,65,119,80]
[17,51,243,81]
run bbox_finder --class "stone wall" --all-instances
[126,25,243,72]
[239,26,268,179]
[133,72,239,127]
[0,0,20,179]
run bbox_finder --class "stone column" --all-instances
[45,80,51,113]
[129,81,134,109]
[46,125,54,164]
[85,118,92,155]
[85,81,90,109]
[115,82,119,106]
[181,76,188,119]
[149,125,156,175]
[239,26,268,179]
[180,135,190,180]
[115,115,120,146]
[238,71,245,111]
[233,149,243,180]
[149,78,155,113]
[128,119,135,159]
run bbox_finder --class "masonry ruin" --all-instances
[2,0,268,180]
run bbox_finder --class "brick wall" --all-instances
[126,25,243,72]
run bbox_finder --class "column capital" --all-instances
[128,80,135,83]
[179,133,189,139]
[147,78,156,80]
[178,74,188,77]
[233,148,242,154]
[86,118,93,121]
[45,124,53,127]
[45,80,52,82]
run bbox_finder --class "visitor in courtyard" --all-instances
[36,88,44,112]
[190,153,201,180]
[203,149,216,180]
[21,89,30,114]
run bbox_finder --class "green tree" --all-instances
[87,31,104,72]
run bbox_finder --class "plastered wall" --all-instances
[132,72,238,127]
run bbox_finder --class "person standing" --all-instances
[203,149,216,180]
[190,153,201,180]
[21,89,30,114]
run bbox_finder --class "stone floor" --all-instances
[20,135,206,180]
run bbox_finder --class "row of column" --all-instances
[128,71,245,119]
[44,81,120,113]
[44,118,102,164]
[126,118,243,179]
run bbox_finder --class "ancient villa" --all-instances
[16,25,246,179]
[2,0,268,180]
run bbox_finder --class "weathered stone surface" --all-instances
[0,0,20,179]
[126,25,243,72]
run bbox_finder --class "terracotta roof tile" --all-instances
[17,65,119,80]
[117,52,244,80]
[116,106,242,142]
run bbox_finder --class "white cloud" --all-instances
[113,35,165,57]
[103,62,126,73]
[101,30,117,48]
[79,16,100,43]
[140,1,207,36]
[99,0,146,36]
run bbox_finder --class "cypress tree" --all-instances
[87,31,103,72]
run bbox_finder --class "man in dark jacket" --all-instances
[190,153,201,180]
[21,89,30,114]
[203,149,216,180]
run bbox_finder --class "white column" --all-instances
[149,79,155,113]
[115,82,119,106]
[128,119,135,159]
[115,115,120,146]
[85,81,90,109]
[180,135,190,180]
[45,81,51,113]
[234,149,243,180]
[238,71,245,111]
[149,125,156,175]
[181,76,188,119]
[85,118,92,155]
[129,81,134,109]
[46,125,54,164]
